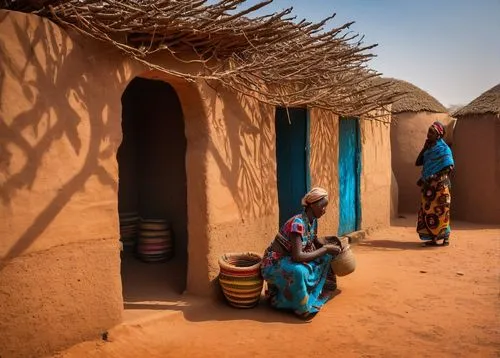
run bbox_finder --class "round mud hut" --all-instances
[451,83,500,224]
[388,78,452,215]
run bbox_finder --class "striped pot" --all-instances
[137,218,174,262]
[218,252,263,309]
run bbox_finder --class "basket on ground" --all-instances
[218,252,263,309]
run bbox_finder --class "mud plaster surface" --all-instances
[452,115,500,224]
[0,239,122,358]
[360,115,393,231]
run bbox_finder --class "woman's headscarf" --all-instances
[301,187,328,206]
[430,121,445,138]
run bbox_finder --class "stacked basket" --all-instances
[137,218,174,262]
[119,211,139,252]
[218,252,263,308]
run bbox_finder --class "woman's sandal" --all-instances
[423,240,439,246]
[442,239,450,246]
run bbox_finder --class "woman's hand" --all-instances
[313,235,326,247]
[323,244,342,256]
[291,233,340,262]
[423,139,432,150]
[416,141,431,166]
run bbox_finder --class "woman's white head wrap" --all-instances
[301,187,328,206]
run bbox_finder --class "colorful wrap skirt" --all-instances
[417,174,451,241]
[261,249,336,315]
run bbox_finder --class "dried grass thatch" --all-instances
[376,78,446,114]
[0,0,402,118]
[453,84,500,118]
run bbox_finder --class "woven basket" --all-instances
[119,211,139,252]
[328,236,356,277]
[218,252,263,309]
[137,218,174,262]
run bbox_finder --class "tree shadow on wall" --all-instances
[0,14,128,267]
[206,88,276,222]
[310,109,338,199]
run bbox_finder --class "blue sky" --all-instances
[230,0,500,107]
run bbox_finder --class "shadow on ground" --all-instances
[121,251,342,325]
[391,214,500,231]
[357,239,429,251]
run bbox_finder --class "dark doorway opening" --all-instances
[117,77,188,313]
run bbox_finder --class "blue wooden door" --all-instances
[338,117,361,236]
[275,107,310,228]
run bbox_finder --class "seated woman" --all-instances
[415,121,455,246]
[261,187,342,320]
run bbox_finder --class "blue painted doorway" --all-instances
[275,107,311,228]
[338,117,361,236]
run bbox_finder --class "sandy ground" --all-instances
[51,217,499,358]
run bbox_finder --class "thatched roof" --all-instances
[453,84,500,117]
[375,78,447,114]
[0,0,402,118]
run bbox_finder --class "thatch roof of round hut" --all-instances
[453,83,500,118]
[382,78,447,114]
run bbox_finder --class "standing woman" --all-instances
[415,121,455,246]
[261,187,341,320]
